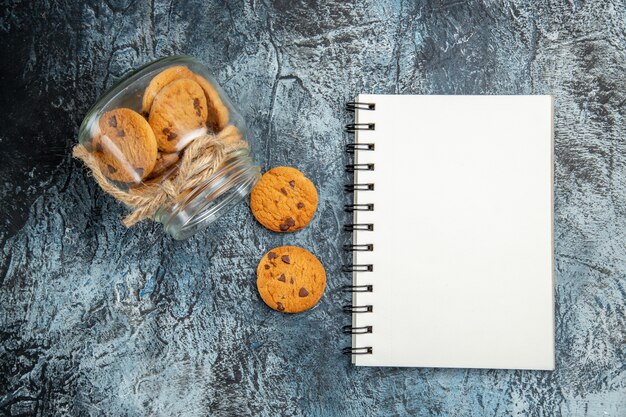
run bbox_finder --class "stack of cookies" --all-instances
[90,66,230,184]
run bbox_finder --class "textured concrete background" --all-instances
[1,1,625,416]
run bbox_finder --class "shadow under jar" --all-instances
[78,56,260,239]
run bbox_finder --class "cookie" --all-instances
[146,151,180,180]
[256,246,326,313]
[191,73,230,132]
[148,78,209,153]
[250,167,318,232]
[141,65,194,115]
[93,108,158,183]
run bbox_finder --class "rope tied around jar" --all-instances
[72,124,248,227]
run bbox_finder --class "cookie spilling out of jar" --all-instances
[88,65,231,184]
[74,59,255,231]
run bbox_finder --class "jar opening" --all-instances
[155,149,260,239]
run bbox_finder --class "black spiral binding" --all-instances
[343,305,373,313]
[344,183,374,192]
[346,143,375,152]
[341,284,373,292]
[346,102,376,111]
[343,244,374,252]
[342,346,373,355]
[344,224,373,232]
[344,203,374,212]
[343,101,376,356]
[342,264,373,272]
[345,123,375,132]
[342,325,373,334]
[345,163,374,172]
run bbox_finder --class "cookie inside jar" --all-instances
[88,63,232,186]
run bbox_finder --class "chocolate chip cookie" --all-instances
[257,246,326,313]
[191,73,230,132]
[141,65,194,115]
[250,167,318,232]
[146,151,180,180]
[148,78,209,152]
[93,108,158,183]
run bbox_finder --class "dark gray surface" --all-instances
[1,1,625,416]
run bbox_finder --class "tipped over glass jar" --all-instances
[76,56,260,239]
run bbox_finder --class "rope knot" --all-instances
[161,180,179,200]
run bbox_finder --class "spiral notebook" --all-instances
[343,95,555,370]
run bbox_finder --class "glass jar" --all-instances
[77,56,260,239]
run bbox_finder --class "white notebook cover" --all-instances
[351,95,554,369]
